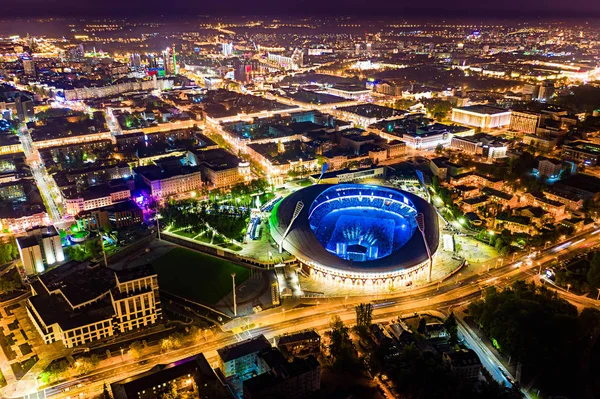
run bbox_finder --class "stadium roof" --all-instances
[270,184,439,274]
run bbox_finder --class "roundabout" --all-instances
[270,184,440,289]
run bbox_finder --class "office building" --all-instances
[23,56,36,77]
[27,263,161,348]
[509,111,539,134]
[222,42,233,56]
[561,141,600,166]
[134,164,203,199]
[450,133,508,161]
[15,96,34,123]
[16,225,64,275]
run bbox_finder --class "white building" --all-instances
[451,105,511,129]
[27,263,161,348]
[16,226,64,275]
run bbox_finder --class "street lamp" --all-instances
[414,213,433,282]
[567,284,571,293]
[455,272,462,284]
[488,230,495,245]
[279,201,304,254]
[231,273,237,317]
[282,308,286,322]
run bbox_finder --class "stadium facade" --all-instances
[270,184,439,289]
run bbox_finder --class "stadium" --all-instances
[270,184,439,289]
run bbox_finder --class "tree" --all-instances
[328,316,359,371]
[587,251,600,289]
[355,303,373,334]
[444,312,458,345]
[102,383,112,399]
[417,317,427,334]
[128,341,144,360]
[434,143,444,155]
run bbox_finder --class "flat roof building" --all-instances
[451,105,511,129]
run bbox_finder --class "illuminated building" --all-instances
[134,164,203,198]
[63,185,131,216]
[509,111,540,134]
[15,95,34,123]
[451,105,511,129]
[16,226,64,275]
[22,56,36,76]
[111,354,228,399]
[222,41,233,56]
[561,141,600,166]
[537,158,563,178]
[270,184,439,288]
[450,133,508,161]
[191,148,242,188]
[78,200,143,230]
[267,48,304,70]
[27,263,161,348]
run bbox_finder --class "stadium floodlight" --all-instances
[315,163,329,185]
[279,201,304,253]
[414,213,433,282]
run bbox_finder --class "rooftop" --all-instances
[217,335,271,363]
[454,105,510,115]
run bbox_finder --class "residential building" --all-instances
[495,215,533,234]
[276,330,321,358]
[243,353,321,399]
[26,263,161,348]
[190,148,242,188]
[537,158,563,178]
[524,192,566,218]
[481,187,519,209]
[111,354,229,399]
[543,189,584,211]
[217,335,272,379]
[16,226,64,275]
[443,349,482,380]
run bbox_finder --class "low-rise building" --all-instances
[111,354,228,399]
[63,184,132,216]
[217,335,272,380]
[450,133,509,161]
[78,200,143,230]
[451,105,511,129]
[524,192,566,218]
[276,330,321,358]
[26,263,161,348]
[561,141,600,166]
[537,158,563,179]
[494,215,534,234]
[134,165,202,199]
[481,187,519,210]
[190,148,242,188]
[443,349,482,380]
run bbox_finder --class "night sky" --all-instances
[3,0,600,18]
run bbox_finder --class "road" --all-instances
[9,227,600,399]
[18,125,62,223]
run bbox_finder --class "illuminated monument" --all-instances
[270,184,439,289]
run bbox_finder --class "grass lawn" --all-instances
[152,247,250,305]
